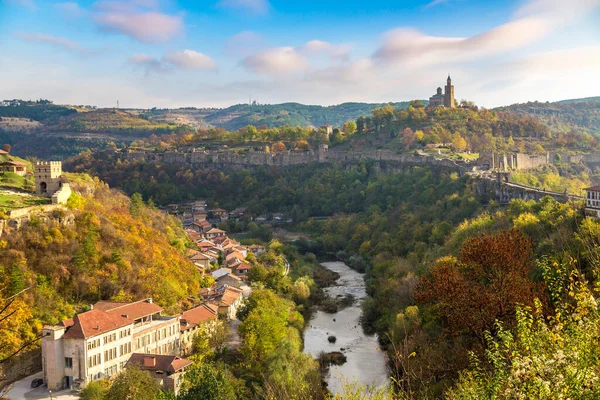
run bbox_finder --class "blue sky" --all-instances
[0,0,599,108]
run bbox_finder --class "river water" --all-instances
[303,261,389,395]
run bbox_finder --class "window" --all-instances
[65,357,73,368]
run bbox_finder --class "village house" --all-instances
[193,211,208,222]
[207,286,244,319]
[232,262,252,277]
[0,149,8,156]
[190,252,211,270]
[216,273,242,288]
[229,207,250,221]
[197,239,215,252]
[179,304,218,356]
[585,185,600,218]
[206,228,227,240]
[126,354,192,396]
[248,244,265,255]
[211,267,232,280]
[41,298,181,391]
[0,160,27,176]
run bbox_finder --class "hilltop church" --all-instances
[429,75,456,108]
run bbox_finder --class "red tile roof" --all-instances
[180,304,217,331]
[93,299,163,321]
[63,309,133,339]
[235,263,252,271]
[585,185,600,191]
[214,287,243,307]
[127,354,192,374]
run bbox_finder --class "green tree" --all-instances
[79,379,109,400]
[342,120,357,135]
[178,363,240,400]
[129,192,144,217]
[105,366,161,400]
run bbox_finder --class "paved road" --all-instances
[5,372,79,400]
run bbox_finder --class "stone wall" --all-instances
[472,176,582,204]
[51,183,72,205]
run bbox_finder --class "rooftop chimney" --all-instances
[122,314,129,319]
[147,298,153,304]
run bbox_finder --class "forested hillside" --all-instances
[494,100,600,136]
[0,175,208,362]
[66,150,600,398]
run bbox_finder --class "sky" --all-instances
[0,0,599,109]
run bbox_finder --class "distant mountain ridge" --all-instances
[147,101,424,131]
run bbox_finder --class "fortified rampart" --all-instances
[111,146,468,172]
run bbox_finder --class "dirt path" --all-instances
[226,319,242,350]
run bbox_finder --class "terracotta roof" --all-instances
[186,249,199,257]
[585,185,600,191]
[235,263,252,271]
[127,354,192,374]
[94,299,163,321]
[180,304,217,331]
[197,240,215,247]
[63,309,133,339]
[0,161,26,166]
[190,252,210,261]
[215,287,243,307]
[0,150,7,155]
[226,251,245,262]
[207,228,226,234]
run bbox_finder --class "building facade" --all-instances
[429,75,456,108]
[34,161,72,204]
[42,299,180,391]
[585,186,600,218]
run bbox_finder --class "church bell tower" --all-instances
[444,74,455,108]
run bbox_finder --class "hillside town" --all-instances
[36,222,254,397]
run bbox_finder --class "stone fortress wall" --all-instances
[114,145,467,171]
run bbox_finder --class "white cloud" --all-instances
[129,50,217,74]
[242,47,309,76]
[92,0,183,43]
[374,0,600,66]
[217,0,270,15]
[163,50,217,70]
[15,32,90,53]
[299,40,352,61]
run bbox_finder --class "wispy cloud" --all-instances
[374,0,600,67]
[92,0,183,43]
[129,50,217,75]
[425,0,448,8]
[217,0,270,15]
[224,31,265,57]
[6,0,36,10]
[241,40,353,76]
[55,1,86,18]
[15,32,90,53]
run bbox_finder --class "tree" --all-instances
[415,229,546,343]
[80,379,110,400]
[294,140,310,151]
[342,120,357,136]
[106,367,161,400]
[402,128,415,150]
[451,132,467,151]
[178,363,241,400]
[2,144,10,153]
[129,192,144,217]
[272,141,286,153]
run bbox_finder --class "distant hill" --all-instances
[556,96,600,104]
[145,101,422,131]
[494,99,600,136]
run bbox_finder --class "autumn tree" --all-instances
[415,229,545,343]
[2,144,10,154]
[451,132,467,151]
[294,140,310,151]
[402,128,416,150]
[272,141,286,153]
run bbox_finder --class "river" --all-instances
[303,261,389,395]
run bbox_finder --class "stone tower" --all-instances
[35,161,63,196]
[444,75,455,108]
